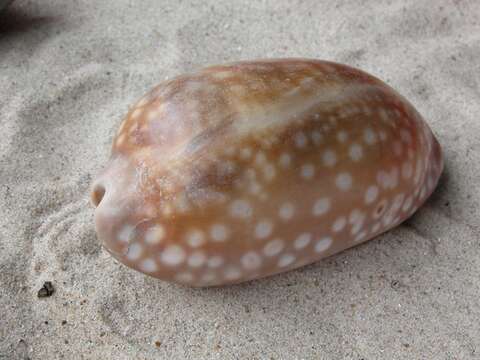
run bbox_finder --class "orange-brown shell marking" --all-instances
[91,59,443,287]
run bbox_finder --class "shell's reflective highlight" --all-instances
[91,59,443,287]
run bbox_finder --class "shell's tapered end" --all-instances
[92,59,443,287]
[91,157,144,258]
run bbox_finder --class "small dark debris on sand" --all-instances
[37,281,55,298]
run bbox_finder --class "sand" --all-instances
[1,0,479,359]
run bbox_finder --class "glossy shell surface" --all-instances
[91,59,443,287]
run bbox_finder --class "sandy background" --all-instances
[1,0,479,359]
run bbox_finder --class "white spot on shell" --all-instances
[249,182,262,196]
[279,202,295,220]
[173,193,190,213]
[314,237,332,253]
[332,217,347,232]
[294,233,312,250]
[241,251,262,270]
[349,143,363,161]
[377,171,389,189]
[210,224,229,242]
[354,230,368,242]
[245,168,256,180]
[312,131,323,145]
[188,251,206,268]
[207,256,224,268]
[337,131,348,143]
[126,242,143,261]
[335,172,353,191]
[349,209,362,224]
[364,128,377,145]
[391,193,405,212]
[175,272,194,283]
[300,164,315,179]
[230,199,253,218]
[389,167,399,189]
[349,210,366,236]
[217,161,236,177]
[255,152,267,165]
[240,147,253,160]
[160,245,186,266]
[255,220,274,239]
[139,258,157,273]
[402,196,414,212]
[117,225,134,243]
[263,239,285,257]
[224,147,235,156]
[379,108,390,123]
[322,149,337,167]
[414,186,421,198]
[200,272,217,285]
[294,132,308,148]
[312,198,330,216]
[279,153,292,168]
[143,203,157,219]
[351,220,365,236]
[379,130,387,141]
[224,266,242,281]
[419,185,426,199]
[147,109,161,122]
[377,167,398,189]
[263,163,276,181]
[371,222,381,234]
[277,254,295,268]
[392,216,401,227]
[186,229,206,248]
[365,185,379,205]
[144,225,165,245]
[382,212,395,228]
